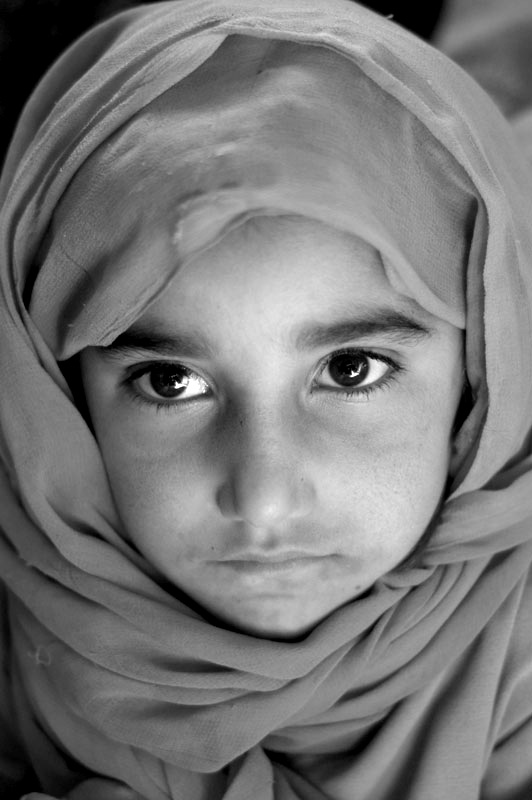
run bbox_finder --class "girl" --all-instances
[1,0,531,798]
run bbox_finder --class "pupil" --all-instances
[149,366,189,398]
[329,354,368,386]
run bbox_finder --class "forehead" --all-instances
[164,216,401,304]
[133,216,443,344]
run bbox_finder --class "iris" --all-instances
[328,354,369,386]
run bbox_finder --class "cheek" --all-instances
[96,420,217,551]
[315,395,454,556]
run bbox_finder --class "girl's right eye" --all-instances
[127,363,210,403]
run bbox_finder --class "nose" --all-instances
[215,413,316,527]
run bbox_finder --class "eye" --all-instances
[316,350,394,392]
[130,362,210,402]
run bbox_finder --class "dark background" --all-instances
[0,1,444,163]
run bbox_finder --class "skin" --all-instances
[80,216,464,641]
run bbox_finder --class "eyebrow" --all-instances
[99,309,433,362]
[293,311,433,350]
[100,328,213,361]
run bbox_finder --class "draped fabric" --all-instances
[1,1,532,798]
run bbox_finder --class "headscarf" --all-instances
[1,1,532,798]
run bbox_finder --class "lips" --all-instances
[207,551,339,584]
[217,551,323,564]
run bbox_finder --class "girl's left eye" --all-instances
[315,350,397,395]
[128,363,210,403]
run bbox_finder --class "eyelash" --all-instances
[122,349,403,413]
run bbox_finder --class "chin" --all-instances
[210,602,337,641]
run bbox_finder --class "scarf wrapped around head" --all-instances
[1,1,532,798]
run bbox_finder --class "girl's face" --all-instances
[81,217,464,640]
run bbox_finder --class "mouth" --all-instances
[218,550,325,564]
[212,552,337,579]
